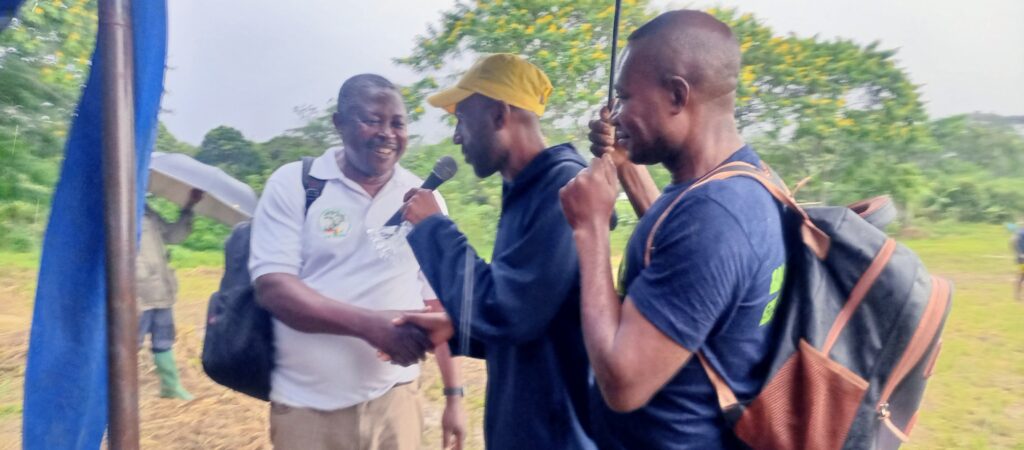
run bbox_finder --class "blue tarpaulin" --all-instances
[22,2,167,448]
[0,0,22,30]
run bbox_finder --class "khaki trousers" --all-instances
[270,382,423,450]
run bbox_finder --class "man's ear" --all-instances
[331,111,344,130]
[665,75,690,114]
[492,100,511,130]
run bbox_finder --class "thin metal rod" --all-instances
[607,0,623,109]
[99,0,139,448]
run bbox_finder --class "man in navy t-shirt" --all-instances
[560,10,788,449]
[1014,224,1024,301]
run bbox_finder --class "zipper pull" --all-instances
[877,402,891,420]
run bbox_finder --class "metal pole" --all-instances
[607,0,623,109]
[99,0,139,448]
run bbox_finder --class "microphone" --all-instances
[384,155,458,226]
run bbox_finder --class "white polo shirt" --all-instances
[249,146,445,410]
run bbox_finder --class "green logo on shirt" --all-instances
[318,208,351,238]
[760,264,786,326]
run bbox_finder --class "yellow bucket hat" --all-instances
[426,53,553,117]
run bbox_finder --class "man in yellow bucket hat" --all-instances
[391,53,599,449]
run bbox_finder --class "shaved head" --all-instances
[628,10,741,107]
[610,10,746,177]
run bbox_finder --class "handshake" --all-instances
[364,308,456,367]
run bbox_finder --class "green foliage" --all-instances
[147,118,339,252]
[718,8,930,143]
[401,140,503,255]
[911,116,1024,223]
[925,115,1024,178]
[2,3,1023,254]
[923,174,1024,223]
[167,247,224,269]
[0,0,97,251]
[0,200,46,252]
[1,0,97,97]
[156,122,197,156]
[396,0,654,124]
[196,126,266,181]
[261,135,324,169]
[146,197,231,252]
[288,104,341,150]
[396,3,951,223]
[707,8,936,211]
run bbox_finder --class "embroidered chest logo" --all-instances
[318,208,351,239]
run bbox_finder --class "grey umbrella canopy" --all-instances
[148,152,258,226]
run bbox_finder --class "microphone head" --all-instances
[431,155,459,182]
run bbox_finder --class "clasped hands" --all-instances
[368,308,455,366]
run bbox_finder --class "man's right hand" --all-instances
[394,310,455,348]
[364,310,433,367]
[588,106,629,166]
[183,188,204,211]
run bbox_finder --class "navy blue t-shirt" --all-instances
[592,146,788,449]
[1016,229,1024,262]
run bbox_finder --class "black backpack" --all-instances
[201,157,325,401]
[643,161,951,450]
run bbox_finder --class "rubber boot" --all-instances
[153,350,194,400]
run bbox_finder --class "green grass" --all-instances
[0,246,222,271]
[0,252,41,270]
[1,222,1021,448]
[168,246,224,269]
[0,403,21,419]
[901,223,1024,449]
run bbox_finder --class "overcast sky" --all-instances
[160,0,1024,145]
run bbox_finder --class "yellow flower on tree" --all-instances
[741,66,756,85]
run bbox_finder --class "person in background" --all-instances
[136,188,203,400]
[1011,222,1024,301]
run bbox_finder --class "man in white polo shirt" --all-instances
[249,74,465,450]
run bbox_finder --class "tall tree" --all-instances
[399,3,933,208]
[155,122,197,156]
[196,126,265,181]
[711,7,933,207]
[397,0,654,125]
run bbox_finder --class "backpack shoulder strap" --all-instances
[301,156,326,216]
[639,162,830,415]
[642,162,830,267]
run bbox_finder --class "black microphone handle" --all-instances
[420,172,445,190]
[383,172,445,226]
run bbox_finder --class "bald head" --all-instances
[628,10,741,106]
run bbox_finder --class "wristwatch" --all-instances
[443,386,465,397]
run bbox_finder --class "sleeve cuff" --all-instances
[410,213,450,237]
[249,262,300,281]
[628,285,700,353]
[407,214,457,268]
